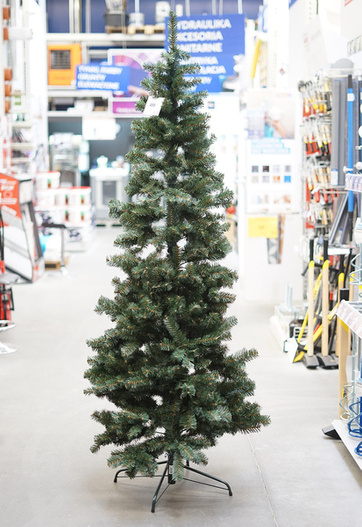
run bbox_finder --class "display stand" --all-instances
[1,1,12,172]
[0,172,44,282]
[332,419,362,470]
[0,270,18,354]
[0,321,17,354]
[0,176,18,354]
[114,454,232,513]
[89,166,130,222]
[325,299,362,468]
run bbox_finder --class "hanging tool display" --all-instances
[345,224,362,455]
[293,239,350,368]
[296,71,362,374]
[298,73,362,242]
[347,75,355,243]
[293,238,319,367]
[299,76,336,237]
[306,238,317,366]
[336,284,350,418]
[315,238,338,368]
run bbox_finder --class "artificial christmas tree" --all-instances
[85,12,269,511]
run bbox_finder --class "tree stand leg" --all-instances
[113,460,168,483]
[114,455,232,513]
[151,455,175,513]
[183,460,233,496]
[113,457,173,513]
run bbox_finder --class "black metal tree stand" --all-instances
[113,454,233,513]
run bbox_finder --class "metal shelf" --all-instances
[47,110,115,120]
[12,121,34,129]
[11,158,32,164]
[333,420,362,469]
[47,110,141,121]
[337,300,362,338]
[46,29,164,121]
[11,142,36,150]
[48,88,111,98]
[46,32,164,48]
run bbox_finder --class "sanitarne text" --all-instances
[177,18,232,54]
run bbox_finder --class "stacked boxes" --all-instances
[34,171,92,226]
[34,171,93,252]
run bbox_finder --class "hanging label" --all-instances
[248,216,278,238]
[144,96,165,116]
[330,169,338,186]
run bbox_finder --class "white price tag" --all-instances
[143,96,165,117]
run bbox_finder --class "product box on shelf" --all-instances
[34,180,92,226]
[34,180,94,253]
[66,186,91,206]
[35,171,61,191]
[47,44,82,86]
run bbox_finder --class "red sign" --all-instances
[0,173,21,220]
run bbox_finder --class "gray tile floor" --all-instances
[1,227,361,526]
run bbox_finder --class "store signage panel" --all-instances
[165,14,245,93]
[0,173,21,218]
[111,99,139,117]
[107,49,163,116]
[245,139,299,215]
[257,6,268,33]
[75,64,130,91]
[289,0,299,7]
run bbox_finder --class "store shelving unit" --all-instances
[0,1,47,282]
[333,300,362,469]
[46,31,165,50]
[1,1,12,171]
[1,0,48,172]
[46,31,164,119]
[45,28,165,252]
[48,88,112,121]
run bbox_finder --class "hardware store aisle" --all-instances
[1,227,361,527]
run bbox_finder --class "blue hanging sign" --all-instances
[258,5,268,32]
[289,0,299,7]
[75,64,130,92]
[166,14,245,93]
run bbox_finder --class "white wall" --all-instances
[239,211,304,303]
[288,0,349,89]
[340,0,362,40]
[205,94,241,198]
